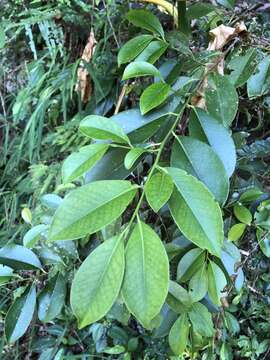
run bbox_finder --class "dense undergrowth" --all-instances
[0,1,270,359]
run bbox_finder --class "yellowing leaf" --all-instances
[21,207,32,224]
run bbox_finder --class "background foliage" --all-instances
[0,0,270,359]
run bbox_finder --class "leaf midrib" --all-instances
[85,236,122,321]
[52,185,136,238]
[172,174,222,254]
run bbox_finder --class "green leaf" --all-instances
[0,265,14,285]
[38,274,66,323]
[224,311,240,335]
[220,343,233,360]
[177,248,205,282]
[205,73,238,127]
[257,229,270,258]
[135,40,168,64]
[167,281,192,313]
[186,3,216,19]
[85,97,181,182]
[122,61,161,80]
[124,148,146,170]
[41,194,62,210]
[0,25,5,49]
[79,115,130,144]
[207,261,227,305]
[112,97,179,143]
[71,235,125,328]
[169,314,189,356]
[188,302,214,337]
[240,188,263,203]
[145,171,174,212]
[233,203,252,225]
[85,148,130,183]
[228,223,246,242]
[227,48,257,87]
[126,9,164,38]
[5,284,36,343]
[103,345,126,355]
[0,245,42,270]
[122,221,169,328]
[118,35,154,65]
[140,82,171,115]
[62,144,109,183]
[171,136,229,204]
[247,56,270,98]
[189,265,208,302]
[85,97,180,183]
[166,167,224,257]
[189,107,236,177]
[49,180,137,241]
[23,224,47,248]
[216,0,235,9]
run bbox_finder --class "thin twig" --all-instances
[114,83,129,115]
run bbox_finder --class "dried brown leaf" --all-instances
[76,31,97,103]
[192,22,247,108]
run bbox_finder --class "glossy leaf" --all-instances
[177,248,205,282]
[126,9,164,38]
[188,302,214,337]
[135,40,168,64]
[5,284,36,343]
[85,148,130,183]
[79,115,130,144]
[38,274,66,323]
[0,265,14,285]
[41,194,63,210]
[189,107,236,177]
[189,265,208,302]
[122,61,161,80]
[227,48,257,87]
[216,0,235,8]
[85,97,181,183]
[140,82,171,115]
[145,171,174,212]
[228,223,246,242]
[23,224,47,248]
[233,203,252,225]
[171,136,229,204]
[62,144,109,183]
[166,167,224,257]
[122,221,169,328]
[0,245,42,270]
[186,3,215,19]
[169,314,189,356]
[124,148,146,170]
[257,229,270,258]
[71,235,125,328]
[118,35,154,65]
[167,281,192,313]
[207,261,227,305]
[112,96,180,143]
[240,188,263,203]
[49,180,137,241]
[247,56,270,98]
[205,73,238,127]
